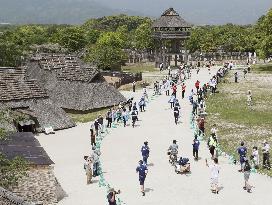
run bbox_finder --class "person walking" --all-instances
[136,160,148,196]
[195,80,200,92]
[168,94,175,109]
[107,188,121,205]
[131,109,138,128]
[173,105,180,125]
[242,158,252,193]
[262,140,270,169]
[208,134,217,159]
[172,84,177,98]
[193,135,200,160]
[132,81,136,92]
[206,158,220,194]
[181,83,186,99]
[141,142,150,165]
[237,141,247,172]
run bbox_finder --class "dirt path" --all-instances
[36,67,272,205]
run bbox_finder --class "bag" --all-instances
[244,162,251,171]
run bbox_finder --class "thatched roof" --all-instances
[152,8,191,28]
[26,53,126,111]
[0,67,48,102]
[0,67,75,131]
[0,132,54,165]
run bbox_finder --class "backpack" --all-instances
[244,162,251,171]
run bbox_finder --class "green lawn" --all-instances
[67,107,109,123]
[252,63,272,73]
[205,69,272,176]
[122,63,158,73]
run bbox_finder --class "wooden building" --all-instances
[152,8,192,68]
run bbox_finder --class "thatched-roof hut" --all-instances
[26,53,126,111]
[0,67,75,131]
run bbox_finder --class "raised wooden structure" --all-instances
[152,8,192,68]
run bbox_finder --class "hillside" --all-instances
[0,0,142,24]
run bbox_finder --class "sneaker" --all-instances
[142,192,145,196]
[243,186,246,190]
[247,189,252,193]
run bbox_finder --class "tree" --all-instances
[52,26,87,52]
[0,153,28,188]
[134,22,153,51]
[86,32,127,70]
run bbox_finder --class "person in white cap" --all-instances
[262,140,270,169]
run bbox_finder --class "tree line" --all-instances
[0,9,271,69]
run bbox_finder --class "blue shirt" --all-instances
[193,139,200,150]
[141,145,150,157]
[136,164,148,178]
[237,146,247,157]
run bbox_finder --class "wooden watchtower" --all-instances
[152,8,192,68]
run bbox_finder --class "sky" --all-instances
[97,0,272,24]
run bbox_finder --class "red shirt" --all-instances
[195,81,200,88]
[182,85,186,91]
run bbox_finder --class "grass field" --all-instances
[67,107,109,123]
[205,67,272,176]
[122,63,158,73]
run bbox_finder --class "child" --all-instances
[251,146,259,169]
[247,90,252,106]
[206,158,220,194]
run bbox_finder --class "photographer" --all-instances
[107,188,120,205]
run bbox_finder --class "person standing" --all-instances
[141,142,150,165]
[195,80,200,92]
[106,109,113,128]
[206,158,220,194]
[132,81,136,92]
[136,160,148,196]
[237,141,247,172]
[242,158,252,193]
[234,72,238,83]
[94,118,100,136]
[84,156,92,184]
[247,90,252,107]
[251,146,259,169]
[168,94,175,109]
[181,83,186,99]
[90,146,101,177]
[193,135,200,160]
[262,140,270,169]
[90,123,96,147]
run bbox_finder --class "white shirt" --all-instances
[210,164,220,179]
[263,144,270,153]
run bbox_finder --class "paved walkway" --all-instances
[36,67,272,205]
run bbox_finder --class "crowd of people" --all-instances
[83,62,270,204]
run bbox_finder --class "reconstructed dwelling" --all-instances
[26,53,126,111]
[0,53,126,132]
[152,8,192,68]
[0,67,75,131]
[0,132,65,205]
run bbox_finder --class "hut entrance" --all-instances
[12,108,39,133]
